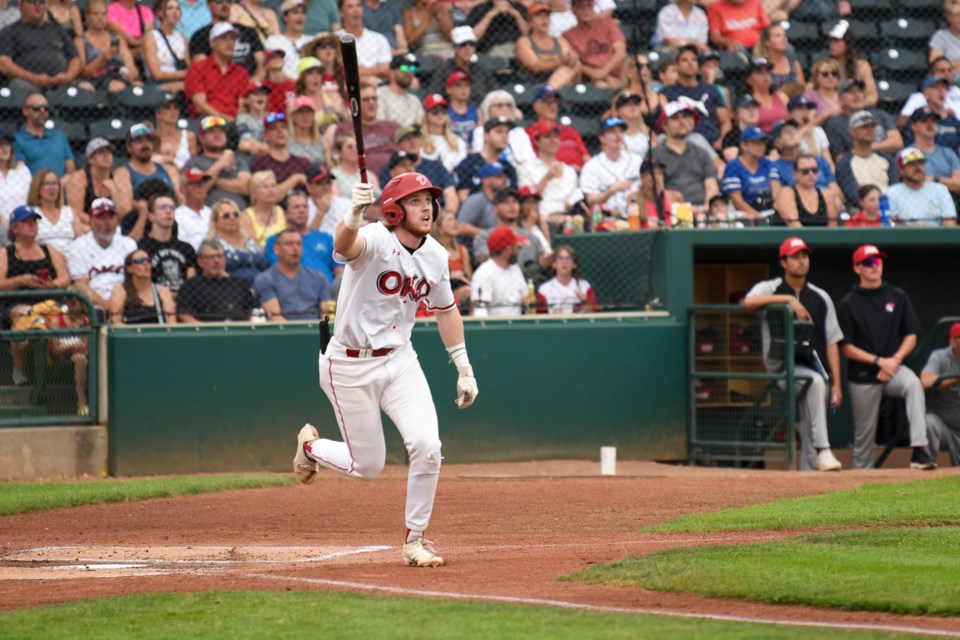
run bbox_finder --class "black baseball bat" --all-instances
[339,34,368,184]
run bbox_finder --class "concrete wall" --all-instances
[0,426,107,480]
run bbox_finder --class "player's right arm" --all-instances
[335,183,375,260]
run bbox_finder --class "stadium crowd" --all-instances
[0,0,958,331]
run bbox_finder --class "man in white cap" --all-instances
[65,198,138,313]
[184,22,251,119]
[425,26,495,102]
[886,147,957,227]
[263,0,311,79]
[189,0,264,78]
[66,138,131,224]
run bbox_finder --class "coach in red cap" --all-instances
[919,322,960,467]
[469,225,528,317]
[744,237,844,471]
[837,245,934,470]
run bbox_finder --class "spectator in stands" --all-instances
[153,93,197,171]
[108,248,177,324]
[108,0,155,61]
[209,198,268,284]
[654,0,708,53]
[336,0,391,80]
[420,94,468,174]
[707,0,769,52]
[519,186,551,257]
[177,238,255,322]
[260,48,295,113]
[906,107,960,197]
[185,116,252,209]
[661,45,731,149]
[930,0,960,76]
[562,0,625,88]
[329,131,382,195]
[698,49,731,110]
[835,111,898,208]
[66,197,138,312]
[241,169,285,247]
[536,245,597,314]
[0,130,31,225]
[425,26,495,102]
[250,112,310,193]
[175,168,213,250]
[516,3,580,89]
[445,70,479,144]
[527,83,590,170]
[844,184,883,227]
[432,211,472,306]
[139,193,197,295]
[470,225,528,316]
[114,123,176,240]
[653,101,720,207]
[0,0,84,94]
[742,57,788,133]
[13,93,75,178]
[900,58,960,126]
[773,152,838,227]
[471,90,536,166]
[921,323,960,467]
[612,91,651,159]
[265,190,339,284]
[473,188,545,267]
[837,244,935,470]
[189,0,264,78]
[901,77,960,150]
[518,122,578,221]
[457,161,506,241]
[296,44,348,127]
[254,227,329,320]
[467,0,528,59]
[403,0,454,59]
[826,21,878,108]
[788,95,834,169]
[305,165,350,234]
[362,0,406,54]
[630,159,682,228]
[0,0,18,33]
[185,23,251,119]
[657,57,679,89]
[824,79,902,160]
[305,0,340,36]
[383,126,459,213]
[744,237,844,472]
[769,119,840,201]
[229,0,279,43]
[236,82,271,156]
[262,0,309,79]
[178,0,210,40]
[722,94,759,161]
[29,170,81,254]
[803,58,842,127]
[143,0,190,93]
[377,54,423,128]
[47,0,82,37]
[753,23,803,92]
[721,126,778,223]
[82,0,140,93]
[887,147,958,227]
[325,81,399,176]
[287,96,324,166]
[455,117,518,200]
[618,52,660,125]
[579,117,641,219]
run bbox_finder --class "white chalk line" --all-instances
[243,572,960,638]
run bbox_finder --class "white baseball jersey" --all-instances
[470,259,527,317]
[578,150,642,218]
[65,231,138,300]
[538,277,592,314]
[175,204,212,250]
[333,222,455,350]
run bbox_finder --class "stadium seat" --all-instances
[504,82,534,114]
[848,0,895,17]
[880,17,937,47]
[876,78,914,111]
[557,114,600,153]
[89,117,141,145]
[475,54,512,78]
[781,20,820,50]
[0,86,28,122]
[112,85,170,122]
[45,119,87,157]
[613,0,657,23]
[821,20,881,48]
[872,47,929,79]
[416,55,443,81]
[558,83,617,119]
[896,0,943,19]
[46,87,109,124]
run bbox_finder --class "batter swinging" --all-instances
[293,173,479,567]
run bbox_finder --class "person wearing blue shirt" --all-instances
[661,44,731,147]
[907,108,960,195]
[13,93,75,177]
[887,147,958,227]
[769,119,837,191]
[264,191,341,284]
[177,0,212,39]
[254,228,332,320]
[721,126,780,224]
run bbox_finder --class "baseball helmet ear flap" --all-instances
[380,172,444,227]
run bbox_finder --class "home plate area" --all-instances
[0,545,390,580]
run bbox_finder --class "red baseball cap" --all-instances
[487,226,523,254]
[529,119,561,139]
[184,167,212,184]
[423,93,448,110]
[852,244,887,265]
[446,70,472,87]
[243,81,270,97]
[950,322,960,339]
[779,237,812,257]
[517,185,541,200]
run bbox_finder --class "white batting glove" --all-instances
[346,182,375,229]
[456,365,478,409]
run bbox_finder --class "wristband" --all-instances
[446,342,470,368]
[872,356,880,367]
[344,209,363,230]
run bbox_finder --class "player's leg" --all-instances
[883,368,929,449]
[848,383,883,469]
[795,365,836,470]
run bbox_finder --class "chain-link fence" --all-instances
[0,289,100,424]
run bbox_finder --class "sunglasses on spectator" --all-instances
[900,149,925,165]
[555,255,575,262]
[797,167,819,175]
[398,64,418,73]
[315,42,336,49]
[264,112,286,125]
[428,108,446,115]
[455,41,477,48]
[27,104,49,112]
[130,257,151,265]
[219,210,240,219]
[202,116,228,130]
[819,71,839,78]
[490,102,513,108]
[858,257,882,267]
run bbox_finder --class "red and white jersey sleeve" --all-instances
[333,222,456,349]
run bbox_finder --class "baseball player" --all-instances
[293,172,478,568]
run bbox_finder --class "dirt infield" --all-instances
[2,461,960,635]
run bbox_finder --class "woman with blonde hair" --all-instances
[803,58,843,126]
[208,198,268,285]
[288,96,325,165]
[28,171,82,254]
[109,248,177,324]
[420,94,466,174]
[141,0,190,93]
[229,0,280,42]
[754,23,804,93]
[240,170,285,248]
[469,90,535,163]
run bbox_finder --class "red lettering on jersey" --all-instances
[377,270,432,302]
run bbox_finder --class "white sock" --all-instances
[405,529,424,543]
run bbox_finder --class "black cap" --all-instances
[698,49,720,64]
[388,151,419,170]
[840,78,866,94]
[484,116,514,131]
[493,188,519,203]
[737,94,760,108]
[390,52,418,70]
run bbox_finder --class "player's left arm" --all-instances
[436,306,478,409]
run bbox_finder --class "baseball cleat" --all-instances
[402,538,444,567]
[816,449,842,471]
[910,461,938,471]
[293,423,320,484]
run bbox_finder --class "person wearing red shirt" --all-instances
[524,84,589,171]
[185,22,250,119]
[261,48,296,114]
[707,0,769,52]
[562,0,626,88]
[844,184,884,227]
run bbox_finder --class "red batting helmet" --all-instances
[380,172,443,226]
